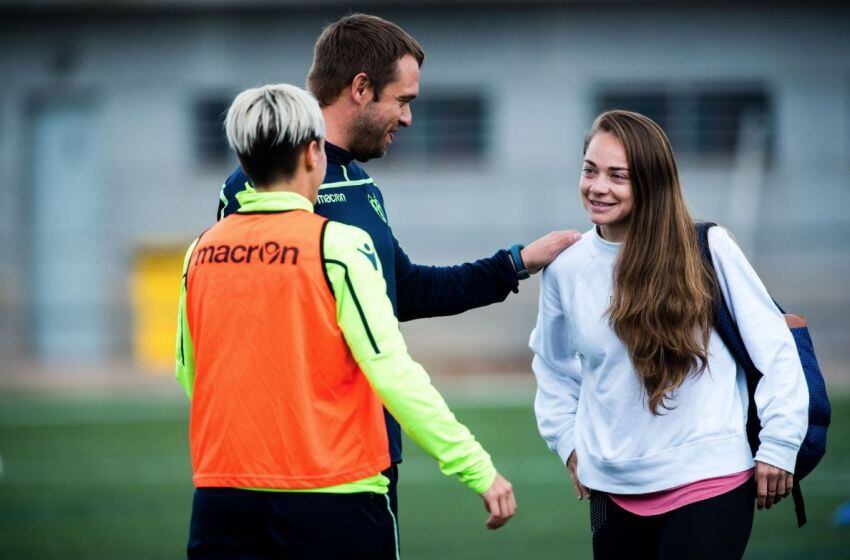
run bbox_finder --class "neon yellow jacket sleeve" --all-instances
[323,221,497,495]
[175,239,199,400]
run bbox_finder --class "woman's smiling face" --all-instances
[580,132,635,242]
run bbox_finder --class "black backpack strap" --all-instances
[694,221,716,263]
[695,222,763,454]
[792,483,807,527]
[695,222,761,377]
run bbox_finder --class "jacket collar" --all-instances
[235,190,314,213]
[325,141,355,165]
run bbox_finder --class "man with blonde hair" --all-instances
[177,83,515,559]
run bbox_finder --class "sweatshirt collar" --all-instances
[325,141,355,165]
[589,226,622,261]
[235,190,314,214]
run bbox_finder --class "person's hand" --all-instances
[480,472,517,530]
[755,460,793,510]
[567,450,591,500]
[521,231,582,274]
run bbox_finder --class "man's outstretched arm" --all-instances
[394,230,581,322]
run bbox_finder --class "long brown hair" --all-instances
[585,110,715,414]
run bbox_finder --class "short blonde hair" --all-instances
[225,83,325,185]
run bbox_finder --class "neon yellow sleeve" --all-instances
[175,239,200,400]
[323,221,497,494]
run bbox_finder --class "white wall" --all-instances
[0,3,847,376]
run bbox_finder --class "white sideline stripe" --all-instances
[384,494,400,560]
[0,397,530,427]
[443,396,533,408]
[0,408,187,427]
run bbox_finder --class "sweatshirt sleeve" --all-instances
[175,238,200,400]
[323,221,497,494]
[529,264,583,467]
[708,227,809,473]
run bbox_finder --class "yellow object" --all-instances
[131,241,188,372]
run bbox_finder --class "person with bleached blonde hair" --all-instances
[176,83,515,559]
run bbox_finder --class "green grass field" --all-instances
[1,390,848,559]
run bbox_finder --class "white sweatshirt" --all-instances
[530,226,808,494]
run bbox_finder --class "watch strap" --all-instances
[509,243,529,280]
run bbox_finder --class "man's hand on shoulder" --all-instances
[521,230,582,274]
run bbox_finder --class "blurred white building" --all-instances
[1,1,848,379]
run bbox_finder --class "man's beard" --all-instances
[348,105,391,162]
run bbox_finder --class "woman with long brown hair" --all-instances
[530,110,808,559]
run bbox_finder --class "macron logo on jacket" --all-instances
[357,243,378,271]
[317,192,347,205]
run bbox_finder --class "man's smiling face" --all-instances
[348,54,420,162]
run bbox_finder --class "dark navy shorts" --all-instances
[187,487,398,560]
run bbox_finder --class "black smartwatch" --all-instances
[509,244,530,280]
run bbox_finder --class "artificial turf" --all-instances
[0,390,847,559]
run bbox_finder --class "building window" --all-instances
[595,86,772,159]
[194,95,232,165]
[385,92,489,162]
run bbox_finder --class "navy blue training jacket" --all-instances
[217,142,520,463]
